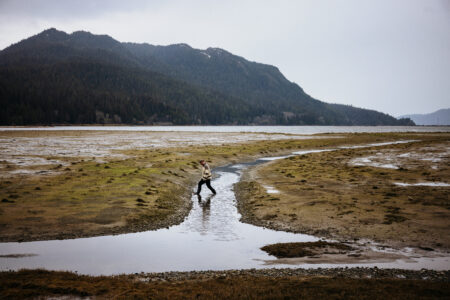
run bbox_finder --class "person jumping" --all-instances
[194,159,216,195]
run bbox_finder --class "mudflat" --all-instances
[1,131,449,299]
[1,131,448,247]
[0,130,342,242]
[235,132,450,250]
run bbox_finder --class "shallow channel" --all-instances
[1,141,449,275]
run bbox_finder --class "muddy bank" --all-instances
[235,133,450,251]
[261,241,354,258]
[1,268,448,299]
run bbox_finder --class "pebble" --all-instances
[137,267,450,282]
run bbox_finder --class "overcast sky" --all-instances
[0,0,449,116]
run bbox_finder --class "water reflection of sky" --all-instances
[1,125,449,133]
[0,162,319,275]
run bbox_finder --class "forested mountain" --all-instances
[399,109,450,125]
[0,28,414,125]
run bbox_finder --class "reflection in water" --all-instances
[197,194,212,235]
[1,159,322,275]
[0,145,449,275]
[182,170,242,241]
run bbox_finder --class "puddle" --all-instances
[1,140,449,275]
[348,141,449,170]
[394,182,450,187]
[263,185,280,194]
[350,156,399,169]
[341,140,419,149]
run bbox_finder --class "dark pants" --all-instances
[197,179,216,194]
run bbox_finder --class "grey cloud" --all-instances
[0,0,448,116]
[0,0,156,20]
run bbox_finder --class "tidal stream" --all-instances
[1,141,449,275]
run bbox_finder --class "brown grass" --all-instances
[236,133,450,250]
[2,131,448,243]
[0,269,449,299]
[0,130,361,242]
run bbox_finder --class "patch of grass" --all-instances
[262,214,277,220]
[383,214,407,224]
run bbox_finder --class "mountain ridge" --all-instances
[399,109,450,126]
[0,28,414,126]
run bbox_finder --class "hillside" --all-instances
[399,109,450,125]
[0,28,414,126]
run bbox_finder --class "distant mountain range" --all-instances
[0,28,414,126]
[399,109,450,125]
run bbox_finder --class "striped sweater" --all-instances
[201,163,212,180]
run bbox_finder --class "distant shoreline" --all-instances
[1,125,449,135]
[3,124,450,127]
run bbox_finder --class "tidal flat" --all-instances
[1,130,449,298]
[0,130,448,245]
[0,130,338,242]
[235,132,450,251]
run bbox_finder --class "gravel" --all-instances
[134,267,450,283]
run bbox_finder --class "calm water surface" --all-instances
[1,125,449,134]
